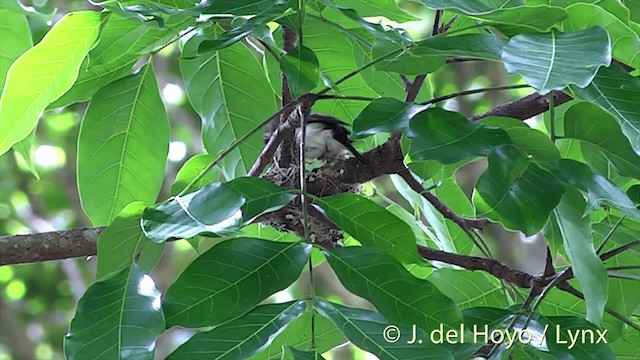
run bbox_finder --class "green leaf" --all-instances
[570,65,640,156]
[562,102,640,178]
[65,264,164,360]
[0,0,54,20]
[170,154,221,195]
[473,145,565,235]
[417,0,524,15]
[315,194,420,263]
[351,98,428,139]
[428,269,509,309]
[163,238,311,328]
[314,300,454,360]
[200,0,291,15]
[280,45,320,99]
[281,347,326,360]
[324,247,462,331]
[479,116,560,161]
[545,316,615,359]
[250,310,346,360]
[542,159,640,218]
[0,9,31,95]
[407,108,512,164]
[166,301,307,360]
[77,63,169,226]
[372,39,446,75]
[414,34,505,61]
[96,202,159,279]
[331,0,418,22]
[564,3,640,69]
[502,27,611,94]
[0,11,101,156]
[143,177,294,242]
[198,5,291,53]
[181,26,277,178]
[554,189,608,326]
[51,14,191,108]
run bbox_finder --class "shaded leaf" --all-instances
[502,27,611,94]
[200,0,290,15]
[417,0,524,15]
[163,238,311,328]
[414,34,505,61]
[0,11,101,156]
[166,301,307,360]
[479,116,560,161]
[324,247,462,331]
[280,45,320,99]
[554,189,608,326]
[570,65,640,156]
[473,145,565,235]
[314,194,420,263]
[65,264,164,360]
[351,98,428,139]
[372,38,446,75]
[187,183,246,225]
[332,0,418,22]
[170,154,221,195]
[77,64,169,226]
[0,9,32,94]
[314,300,454,360]
[407,108,512,164]
[281,347,326,360]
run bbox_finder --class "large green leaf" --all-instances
[351,98,428,139]
[281,347,326,360]
[200,0,291,15]
[0,9,31,94]
[543,159,640,218]
[570,65,640,156]
[96,202,162,279]
[250,311,346,360]
[163,238,311,328]
[479,116,560,161]
[414,34,505,61]
[428,269,508,309]
[331,0,418,21]
[417,0,524,15]
[280,45,320,99]
[77,63,169,226]
[407,108,512,164]
[51,14,192,108]
[564,3,640,69]
[315,194,420,263]
[502,27,611,94]
[0,11,101,156]
[324,247,462,331]
[473,145,565,235]
[0,0,54,20]
[170,154,221,195]
[554,189,608,326]
[65,264,164,360]
[562,101,640,178]
[371,39,446,75]
[181,26,277,178]
[166,301,307,360]
[314,300,454,360]
[142,177,295,242]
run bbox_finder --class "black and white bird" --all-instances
[297,114,366,163]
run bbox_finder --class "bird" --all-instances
[297,114,366,163]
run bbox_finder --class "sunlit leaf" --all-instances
[351,98,428,139]
[280,45,320,99]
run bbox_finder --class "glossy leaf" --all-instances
[200,0,290,15]
[502,27,611,94]
[0,11,101,156]
[280,45,320,99]
[281,347,326,360]
[51,14,191,108]
[428,269,509,309]
[187,183,246,225]
[564,3,640,69]
[163,238,311,328]
[543,159,640,218]
[65,264,164,360]
[563,102,640,178]
[479,116,560,161]
[473,145,565,235]
[0,9,31,94]
[407,108,512,164]
[96,202,158,279]
[372,39,446,75]
[181,26,277,178]
[314,300,454,360]
[315,194,420,263]
[414,34,505,61]
[224,177,297,221]
[166,301,307,360]
[570,65,640,156]
[351,98,428,139]
[77,64,169,226]
[324,247,462,331]
[170,154,221,195]
[555,189,608,326]
[417,0,524,15]
[249,310,346,360]
[332,0,417,22]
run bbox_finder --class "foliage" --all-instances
[0,0,639,359]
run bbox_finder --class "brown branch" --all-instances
[470,91,573,121]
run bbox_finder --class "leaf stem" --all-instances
[419,84,531,106]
